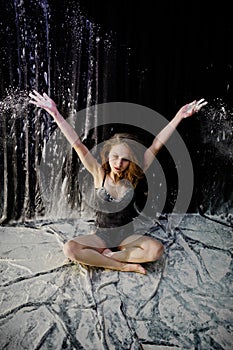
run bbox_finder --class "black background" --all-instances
[71,0,233,214]
[0,0,232,219]
[77,0,233,112]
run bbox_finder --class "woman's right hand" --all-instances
[29,90,58,116]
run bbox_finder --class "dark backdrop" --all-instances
[77,0,233,217]
[0,0,232,222]
[78,0,233,108]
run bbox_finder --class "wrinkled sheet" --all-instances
[0,214,232,349]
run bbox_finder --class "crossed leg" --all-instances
[103,234,164,263]
[63,233,164,274]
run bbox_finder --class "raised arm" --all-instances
[29,90,101,177]
[143,98,208,171]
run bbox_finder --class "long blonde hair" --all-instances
[100,133,144,188]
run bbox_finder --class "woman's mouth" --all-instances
[114,167,121,172]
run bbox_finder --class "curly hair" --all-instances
[100,133,145,188]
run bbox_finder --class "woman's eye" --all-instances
[110,155,117,161]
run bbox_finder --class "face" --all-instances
[108,143,131,174]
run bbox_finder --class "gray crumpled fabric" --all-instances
[0,214,232,349]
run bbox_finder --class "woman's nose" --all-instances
[116,158,123,167]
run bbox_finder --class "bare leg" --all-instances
[103,234,164,263]
[63,234,146,274]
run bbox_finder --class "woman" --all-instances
[29,91,207,274]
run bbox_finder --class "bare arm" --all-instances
[143,99,208,171]
[29,90,102,177]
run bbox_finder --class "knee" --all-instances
[63,240,80,260]
[147,240,164,261]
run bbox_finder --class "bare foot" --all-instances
[102,250,124,261]
[102,248,113,256]
[102,248,146,274]
[122,263,147,275]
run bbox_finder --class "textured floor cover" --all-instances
[0,214,232,349]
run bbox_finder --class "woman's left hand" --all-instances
[178,98,208,119]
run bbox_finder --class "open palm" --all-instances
[29,90,58,115]
[178,98,208,119]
